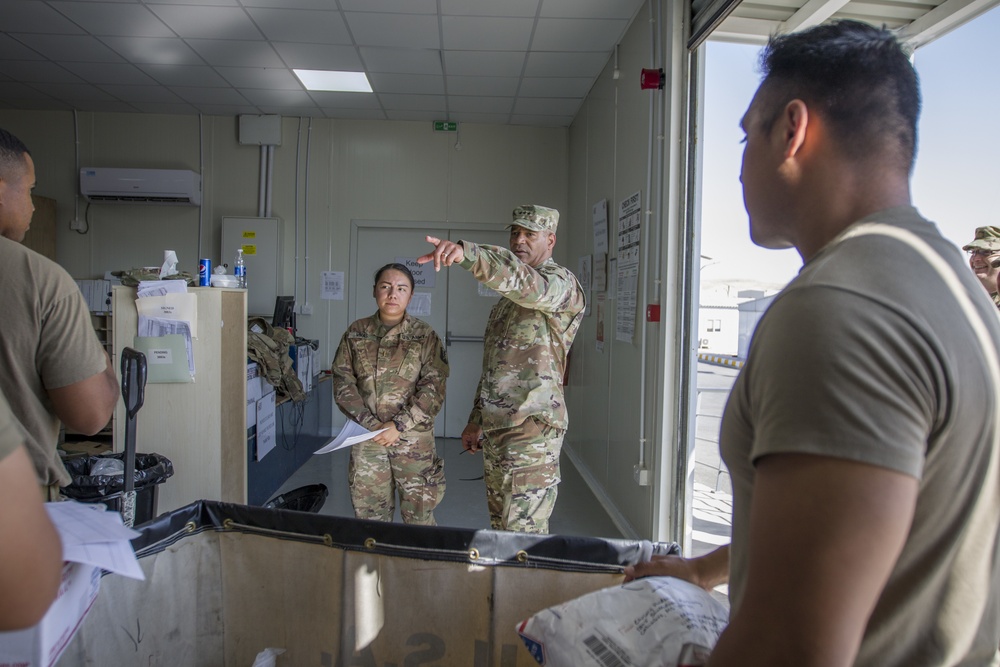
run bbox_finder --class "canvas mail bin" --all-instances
[55,501,676,666]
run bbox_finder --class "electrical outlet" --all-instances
[70,218,85,232]
[300,302,313,316]
[633,465,650,486]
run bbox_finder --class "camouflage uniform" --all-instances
[962,225,1000,309]
[332,312,448,525]
[457,204,585,534]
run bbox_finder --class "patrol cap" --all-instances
[962,226,1000,252]
[510,204,559,233]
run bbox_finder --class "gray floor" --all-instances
[271,437,625,539]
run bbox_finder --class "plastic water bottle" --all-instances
[234,248,247,289]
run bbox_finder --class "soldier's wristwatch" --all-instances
[393,419,405,433]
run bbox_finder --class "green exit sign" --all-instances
[433,121,458,132]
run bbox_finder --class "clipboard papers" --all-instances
[134,285,198,382]
[314,421,387,455]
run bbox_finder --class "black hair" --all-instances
[757,20,920,172]
[0,128,30,180]
[373,262,414,289]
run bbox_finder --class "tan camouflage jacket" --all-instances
[458,241,585,431]
[332,312,449,433]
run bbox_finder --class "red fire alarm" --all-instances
[640,68,665,90]
[646,304,661,322]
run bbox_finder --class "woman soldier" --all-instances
[331,263,448,525]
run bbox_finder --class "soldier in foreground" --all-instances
[332,263,448,525]
[417,205,585,534]
[626,20,1000,665]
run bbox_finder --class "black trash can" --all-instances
[62,452,173,525]
[264,483,329,513]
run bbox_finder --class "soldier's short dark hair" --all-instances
[0,128,30,181]
[374,262,414,289]
[756,20,920,173]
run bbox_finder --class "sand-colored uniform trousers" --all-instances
[483,416,564,534]
[349,429,445,525]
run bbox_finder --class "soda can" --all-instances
[198,258,212,286]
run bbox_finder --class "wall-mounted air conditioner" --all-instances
[79,168,202,206]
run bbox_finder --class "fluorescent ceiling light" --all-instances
[294,69,372,93]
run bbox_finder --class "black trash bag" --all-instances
[62,452,174,501]
[264,484,328,513]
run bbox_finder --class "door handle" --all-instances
[446,331,486,346]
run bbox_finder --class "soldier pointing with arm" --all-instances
[417,205,585,534]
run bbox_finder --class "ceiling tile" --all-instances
[62,62,158,85]
[31,82,119,101]
[320,109,379,122]
[532,18,626,51]
[442,17,534,50]
[340,0,437,13]
[271,43,362,70]
[71,100,141,112]
[131,102,201,114]
[169,86,250,105]
[345,13,440,49]
[540,0,646,20]
[136,63,228,87]
[0,60,82,84]
[242,0,337,8]
[13,34,125,62]
[239,88,315,106]
[0,81,58,100]
[377,93,446,111]
[361,48,442,75]
[0,1,85,34]
[99,36,205,65]
[0,34,45,60]
[385,109,441,120]
[448,96,514,114]
[246,8,351,44]
[148,5,263,40]
[308,91,381,109]
[99,84,185,103]
[513,96,581,115]
[323,108,387,120]
[440,0,540,18]
[447,75,519,96]
[370,73,445,95]
[146,0,237,5]
[443,50,526,77]
[518,76,594,97]
[49,2,173,38]
[215,66,302,89]
[185,39,283,67]
[524,51,609,77]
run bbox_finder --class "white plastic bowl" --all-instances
[210,274,240,288]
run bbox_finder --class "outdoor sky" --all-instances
[699,6,1000,290]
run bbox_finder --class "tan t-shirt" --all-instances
[722,207,1000,665]
[0,391,25,463]
[0,237,108,486]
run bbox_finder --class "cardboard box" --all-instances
[0,562,101,667]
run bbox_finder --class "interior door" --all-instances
[443,229,508,436]
[352,224,508,437]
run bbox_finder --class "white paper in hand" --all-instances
[314,421,387,455]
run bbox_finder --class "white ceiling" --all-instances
[1,0,995,127]
[0,0,647,126]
